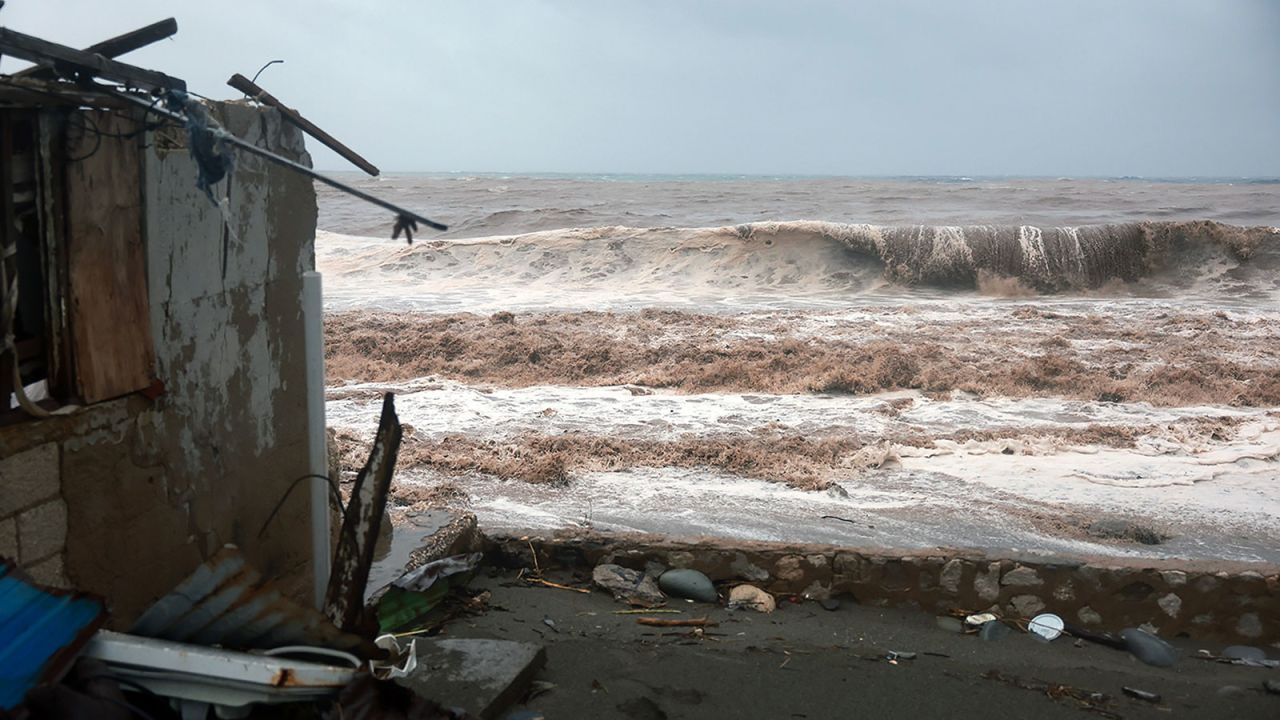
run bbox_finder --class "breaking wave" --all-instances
[320,219,1278,300]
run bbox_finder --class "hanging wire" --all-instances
[250,59,284,86]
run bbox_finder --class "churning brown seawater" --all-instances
[318,174,1280,562]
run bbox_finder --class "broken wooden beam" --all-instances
[227,73,380,176]
[324,393,403,632]
[0,27,185,92]
[14,18,178,80]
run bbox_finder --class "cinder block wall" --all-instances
[0,444,66,584]
[0,102,318,624]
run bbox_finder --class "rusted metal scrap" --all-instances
[325,392,403,632]
[228,72,381,176]
[131,545,380,659]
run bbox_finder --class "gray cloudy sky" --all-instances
[5,1,1278,176]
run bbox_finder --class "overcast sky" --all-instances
[4,1,1278,176]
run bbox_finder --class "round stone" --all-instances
[658,568,718,603]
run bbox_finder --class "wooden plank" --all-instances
[0,27,185,92]
[227,73,381,176]
[64,110,155,404]
[325,393,402,632]
[14,18,179,80]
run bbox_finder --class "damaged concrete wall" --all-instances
[0,102,318,624]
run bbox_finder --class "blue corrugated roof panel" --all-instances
[0,561,107,711]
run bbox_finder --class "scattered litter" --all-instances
[1028,613,1065,642]
[980,670,1119,720]
[635,617,718,628]
[370,633,418,680]
[84,630,358,716]
[526,577,592,594]
[392,552,482,593]
[1122,686,1161,703]
[613,609,682,615]
[964,612,999,627]
[886,651,917,662]
[728,584,776,613]
[1119,627,1178,668]
[542,617,559,633]
[657,569,718,603]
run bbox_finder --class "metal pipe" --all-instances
[104,87,447,235]
[303,271,331,608]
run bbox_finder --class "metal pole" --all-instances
[103,87,447,234]
[303,271,331,608]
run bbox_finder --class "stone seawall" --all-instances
[486,531,1280,644]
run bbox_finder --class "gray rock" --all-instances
[979,621,1012,642]
[658,568,718,603]
[730,553,770,583]
[1160,570,1187,587]
[1001,566,1042,587]
[1009,594,1045,617]
[1222,645,1267,662]
[819,598,841,611]
[1157,592,1181,618]
[1194,575,1221,593]
[401,639,546,720]
[939,559,964,595]
[593,564,666,606]
[1264,679,1280,695]
[1076,606,1102,625]
[1120,628,1178,667]
[1235,612,1263,639]
[935,616,964,633]
[974,564,1001,602]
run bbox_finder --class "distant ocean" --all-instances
[318,173,1280,563]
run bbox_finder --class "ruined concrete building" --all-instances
[1,90,320,623]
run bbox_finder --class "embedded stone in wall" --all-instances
[1077,606,1102,625]
[775,555,805,584]
[1157,593,1182,618]
[730,552,769,583]
[1160,570,1187,587]
[17,497,68,563]
[1053,582,1075,602]
[939,558,964,595]
[1194,575,1221,594]
[974,563,1001,602]
[1236,613,1263,639]
[666,551,695,569]
[0,443,60,516]
[1001,565,1042,587]
[1009,594,1045,617]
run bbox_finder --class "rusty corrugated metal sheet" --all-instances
[131,545,379,659]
